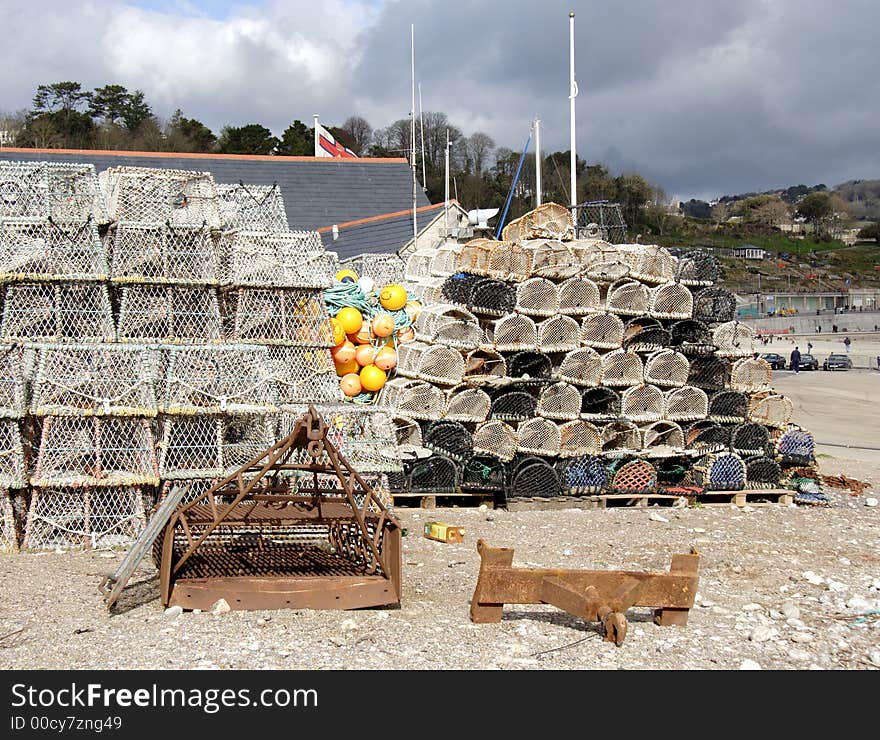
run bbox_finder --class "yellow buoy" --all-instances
[336,306,363,335]
[334,358,359,377]
[379,283,407,311]
[360,364,387,392]
[335,268,358,283]
[329,317,346,346]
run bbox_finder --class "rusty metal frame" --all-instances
[470,539,699,645]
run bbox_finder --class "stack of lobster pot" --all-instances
[384,202,815,502]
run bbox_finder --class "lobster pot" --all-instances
[444,385,491,423]
[0,420,26,488]
[489,241,535,282]
[517,418,561,456]
[472,420,517,462]
[580,312,624,349]
[509,456,562,498]
[391,415,422,452]
[0,161,108,222]
[461,455,506,492]
[429,242,462,277]
[380,378,445,420]
[502,203,575,242]
[618,245,676,283]
[684,420,730,452]
[640,421,685,456]
[30,344,159,417]
[730,422,770,457]
[265,345,340,405]
[404,248,435,281]
[221,413,277,473]
[579,242,630,283]
[515,278,560,317]
[745,456,782,488]
[490,389,538,422]
[0,491,16,552]
[601,420,642,455]
[609,460,658,493]
[712,321,755,358]
[557,277,601,316]
[484,313,537,351]
[559,420,601,457]
[537,382,583,420]
[1,283,115,342]
[414,304,484,349]
[162,344,276,414]
[600,350,644,387]
[663,386,708,422]
[407,277,446,304]
[622,317,670,353]
[556,347,602,387]
[455,239,493,275]
[0,218,107,283]
[220,231,331,288]
[687,355,731,391]
[644,349,689,388]
[216,182,289,231]
[675,250,719,286]
[529,240,582,280]
[0,343,28,418]
[225,287,332,345]
[441,273,483,306]
[108,222,216,285]
[670,319,716,356]
[559,455,607,495]
[708,390,749,423]
[470,278,516,317]
[31,416,159,487]
[581,387,621,419]
[649,282,693,320]
[700,452,747,491]
[775,426,815,465]
[463,349,507,382]
[116,285,221,343]
[23,487,146,551]
[341,253,405,283]
[692,287,736,325]
[396,341,465,386]
[537,315,580,353]
[423,419,473,461]
[158,415,223,479]
[730,357,772,392]
[749,394,794,428]
[99,166,221,227]
[605,280,649,317]
[507,350,553,380]
[621,384,664,423]
[408,454,460,493]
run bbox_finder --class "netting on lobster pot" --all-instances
[472,420,517,462]
[749,393,794,428]
[396,341,465,386]
[423,419,473,462]
[108,222,217,286]
[644,349,690,388]
[1,283,115,342]
[461,455,506,492]
[391,415,422,448]
[609,459,658,493]
[775,425,815,465]
[0,217,107,283]
[580,387,621,419]
[225,287,332,345]
[0,492,16,553]
[559,419,601,457]
[116,285,222,343]
[556,276,601,316]
[669,319,717,356]
[490,389,538,422]
[429,242,463,278]
[216,182,289,231]
[558,454,607,494]
[508,455,562,498]
[0,420,26,488]
[414,304,484,350]
[507,350,553,380]
[490,241,535,282]
[556,347,602,387]
[675,250,719,286]
[455,239,491,274]
[502,203,575,242]
[484,313,537,351]
[600,420,642,454]
[463,348,506,382]
[444,385,491,423]
[640,421,685,455]
[745,456,782,488]
[469,278,516,317]
[684,420,730,452]
[580,312,624,350]
[441,272,483,305]
[580,243,630,283]
[537,382,582,420]
[700,452,746,491]
[687,355,731,391]
[265,345,340,405]
[515,277,560,317]
[220,232,331,289]
[0,344,29,418]
[221,413,276,473]
[517,417,561,456]
[730,357,773,392]
[622,317,671,353]
[600,349,644,387]
[708,390,749,423]
[712,321,755,358]
[663,386,709,422]
[618,245,676,284]
[404,248,435,281]
[1,162,109,222]
[530,240,582,280]
[621,384,664,423]
[649,282,693,320]
[730,422,770,457]
[157,415,223,479]
[409,454,460,493]
[407,277,446,304]
[537,315,581,353]
[605,279,649,317]
[692,287,736,325]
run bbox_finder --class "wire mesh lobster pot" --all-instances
[1,283,115,342]
[0,343,29,418]
[684,420,730,453]
[23,486,147,551]
[379,378,445,420]
[341,253,406,283]
[670,319,716,356]
[621,384,664,423]
[649,282,693,320]
[408,454,460,493]
[455,239,493,275]
[517,417,561,456]
[579,242,630,283]
[745,456,782,488]
[622,317,671,353]
[600,420,642,455]
[0,491,17,553]
[675,249,719,286]
[0,217,107,283]
[687,355,731,391]
[605,280,649,317]
[692,287,736,325]
[508,455,562,498]
[489,389,538,422]
[429,242,463,277]
[775,426,815,465]
[749,394,794,428]
[644,349,689,388]
[396,341,465,386]
[609,459,658,493]
[537,382,582,420]
[730,357,773,392]
[108,222,217,285]
[265,344,340,405]
[31,416,159,487]
[484,313,537,351]
[0,420,26,488]
[698,452,747,491]
[730,422,770,457]
[157,415,223,479]
[161,344,276,414]
[219,231,331,288]
[537,315,581,353]
[502,203,575,242]
[600,350,644,387]
[515,277,559,317]
[404,248,435,281]
[581,387,622,420]
[559,420,601,457]
[441,272,483,306]
[529,240,582,280]
[712,321,755,358]
[100,166,221,227]
[224,287,332,345]
[663,386,709,422]
[558,454,607,494]
[30,343,159,417]
[463,348,507,382]
[557,276,601,316]
[472,420,517,462]
[221,413,277,473]
[444,385,491,423]
[216,182,289,231]
[640,421,685,456]
[708,390,749,423]
[507,350,553,380]
[487,241,535,282]
[305,406,401,473]
[580,312,624,349]
[0,161,108,222]
[391,415,422,448]
[556,347,602,387]
[461,455,506,493]
[115,285,222,343]
[469,278,516,317]
[618,245,676,284]
[423,419,473,462]
[414,304,484,350]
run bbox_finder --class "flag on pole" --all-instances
[315,122,357,158]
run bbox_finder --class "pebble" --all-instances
[340,619,357,632]
[649,512,669,523]
[788,649,811,662]
[846,597,872,612]
[839,557,851,566]
[791,632,813,644]
[869,650,880,667]
[210,599,231,615]
[865,498,878,508]
[749,625,777,643]
[164,606,183,618]
[485,514,495,522]
[693,528,706,534]
[742,602,763,612]
[478,504,488,512]
[739,659,762,670]
[802,571,824,586]
[827,580,848,593]
[99,552,116,559]
[781,602,801,620]
[562,549,572,557]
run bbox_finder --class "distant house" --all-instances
[733,244,767,260]
[0,130,15,146]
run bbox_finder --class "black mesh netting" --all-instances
[776,427,815,466]
[684,420,730,451]
[670,319,717,356]
[622,317,671,352]
[423,419,473,461]
[508,455,561,498]
[687,355,731,391]
[673,249,720,286]
[469,278,515,316]
[489,389,538,421]
[558,454,607,494]
[441,272,482,305]
[730,422,770,456]
[461,455,506,491]
[581,387,621,418]
[745,456,781,486]
[708,390,749,422]
[507,350,553,379]
[692,287,736,325]
[409,454,460,492]
[388,470,409,493]
[656,457,690,485]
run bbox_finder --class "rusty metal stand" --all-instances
[470,539,699,645]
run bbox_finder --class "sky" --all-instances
[1,0,878,200]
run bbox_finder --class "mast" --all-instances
[444,128,450,236]
[569,11,578,226]
[411,24,418,251]
[534,116,542,207]
[313,113,319,156]
[419,83,427,189]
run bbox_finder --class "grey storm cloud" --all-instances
[1,0,878,199]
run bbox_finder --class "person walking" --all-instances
[790,346,801,374]
[807,341,813,354]
[844,336,851,354]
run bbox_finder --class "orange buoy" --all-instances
[331,340,356,364]
[336,306,363,335]
[349,329,373,344]
[374,345,397,370]
[397,326,415,343]
[329,317,346,346]
[355,344,376,366]
[371,313,395,338]
[379,284,407,311]
[360,364,387,392]
[340,373,362,397]
[334,359,359,377]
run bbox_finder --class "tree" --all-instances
[165,110,216,152]
[796,191,834,234]
[28,81,94,148]
[340,116,372,156]
[217,124,278,155]
[857,222,880,243]
[711,202,729,223]
[32,81,91,115]
[120,90,153,132]
[466,132,495,176]
[614,173,653,227]
[89,84,129,124]
[580,163,617,203]
[277,120,312,156]
[739,195,790,226]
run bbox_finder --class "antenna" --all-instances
[444,128,451,236]
[411,24,418,251]
[569,11,578,225]
[419,83,427,189]
[534,116,542,207]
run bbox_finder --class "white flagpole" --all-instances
[444,128,450,236]
[313,113,320,157]
[411,24,418,251]
[419,83,427,189]
[534,116,542,207]
[569,11,578,226]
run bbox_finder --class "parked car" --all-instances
[794,354,819,371]
[761,353,786,370]
[823,354,853,371]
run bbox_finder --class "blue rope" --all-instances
[495,132,532,239]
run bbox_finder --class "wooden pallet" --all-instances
[507,493,687,511]
[695,488,794,507]
[391,491,498,509]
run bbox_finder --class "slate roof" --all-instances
[0,147,431,231]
